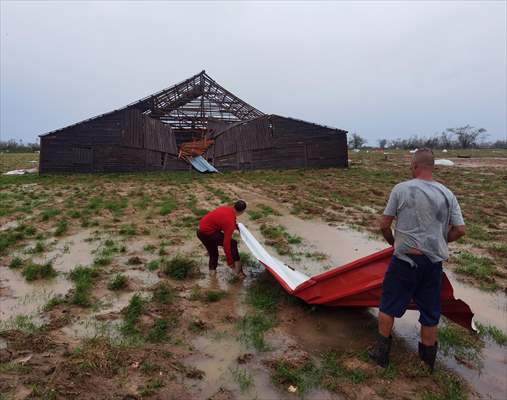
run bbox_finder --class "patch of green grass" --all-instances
[54,219,68,236]
[143,244,156,253]
[67,209,81,219]
[188,319,208,333]
[422,371,466,400]
[140,360,160,374]
[147,259,160,271]
[230,366,253,392]
[0,361,32,375]
[205,289,227,303]
[206,186,232,203]
[40,208,59,221]
[119,224,137,236]
[259,223,301,255]
[270,359,321,395]
[162,255,198,280]
[44,295,66,311]
[467,224,488,241]
[247,210,263,220]
[139,378,165,397]
[239,251,260,269]
[488,242,507,256]
[237,312,275,351]
[87,196,106,212]
[104,197,128,216]
[152,282,175,304]
[245,276,291,312]
[305,251,328,261]
[438,320,483,367]
[69,265,99,307]
[121,293,145,336]
[107,274,128,291]
[0,314,39,334]
[454,252,497,290]
[147,318,169,343]
[160,197,177,216]
[9,256,23,269]
[320,352,367,385]
[475,321,507,346]
[186,194,208,217]
[22,261,56,281]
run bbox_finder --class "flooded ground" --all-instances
[1,152,506,399]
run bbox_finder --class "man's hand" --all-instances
[379,215,395,246]
[448,225,466,243]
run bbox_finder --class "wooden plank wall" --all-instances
[40,108,186,173]
[39,110,125,173]
[208,115,347,170]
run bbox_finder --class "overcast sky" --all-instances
[1,0,506,144]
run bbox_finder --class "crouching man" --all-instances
[197,200,247,277]
[369,148,466,371]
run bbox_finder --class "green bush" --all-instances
[107,274,128,291]
[22,261,56,281]
[162,255,198,280]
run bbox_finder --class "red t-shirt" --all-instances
[199,206,237,266]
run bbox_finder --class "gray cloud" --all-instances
[1,0,506,144]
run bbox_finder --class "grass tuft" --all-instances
[162,255,198,280]
[107,274,128,291]
[22,261,56,281]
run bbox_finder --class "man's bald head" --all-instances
[411,148,435,179]
[413,148,435,169]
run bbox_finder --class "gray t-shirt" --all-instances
[384,179,465,266]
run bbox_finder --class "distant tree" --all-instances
[348,133,367,149]
[0,139,39,152]
[438,131,454,149]
[378,138,387,149]
[446,125,487,149]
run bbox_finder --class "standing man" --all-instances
[197,200,247,277]
[369,148,466,371]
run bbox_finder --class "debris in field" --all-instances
[442,149,448,152]
[288,385,298,393]
[14,354,32,364]
[409,148,418,153]
[435,159,455,166]
[3,168,37,175]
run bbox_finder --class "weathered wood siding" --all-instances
[40,108,185,173]
[207,115,347,170]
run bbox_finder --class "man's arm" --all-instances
[447,225,466,243]
[379,215,395,246]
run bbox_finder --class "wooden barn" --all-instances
[206,115,348,170]
[39,71,348,173]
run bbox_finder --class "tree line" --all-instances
[0,139,40,152]
[348,125,506,150]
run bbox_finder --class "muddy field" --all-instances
[0,149,506,399]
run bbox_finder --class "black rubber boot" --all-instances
[368,333,392,368]
[418,342,438,372]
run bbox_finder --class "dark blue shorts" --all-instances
[380,254,443,327]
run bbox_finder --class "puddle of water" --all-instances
[184,335,291,400]
[122,269,160,288]
[388,271,507,400]
[247,210,506,399]
[61,291,146,340]
[42,230,97,273]
[0,267,72,323]
[277,215,387,276]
